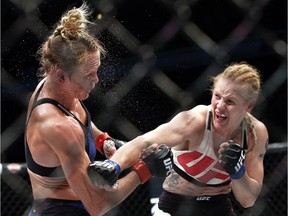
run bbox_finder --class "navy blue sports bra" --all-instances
[25,82,96,177]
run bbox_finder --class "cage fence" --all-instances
[1,0,287,215]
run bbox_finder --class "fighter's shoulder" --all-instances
[249,114,268,134]
[176,105,208,125]
[33,104,70,128]
[192,104,209,114]
[183,104,208,118]
[248,114,269,148]
[36,109,83,142]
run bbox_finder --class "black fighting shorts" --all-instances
[27,198,90,216]
[158,190,237,216]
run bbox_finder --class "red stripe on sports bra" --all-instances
[177,151,214,176]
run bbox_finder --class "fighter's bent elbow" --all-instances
[238,197,256,208]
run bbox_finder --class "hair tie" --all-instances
[67,22,79,31]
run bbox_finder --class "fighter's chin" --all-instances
[213,117,228,129]
[78,92,90,100]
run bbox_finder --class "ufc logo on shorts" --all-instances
[196,196,211,201]
[163,158,172,176]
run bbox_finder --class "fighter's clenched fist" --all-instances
[219,140,246,179]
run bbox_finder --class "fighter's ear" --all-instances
[56,69,65,82]
[246,100,256,113]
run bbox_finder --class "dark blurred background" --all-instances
[1,0,287,215]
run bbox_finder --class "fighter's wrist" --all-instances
[230,164,246,180]
[104,159,121,177]
[96,132,111,154]
[132,160,152,184]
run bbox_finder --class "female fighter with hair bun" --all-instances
[25,3,171,216]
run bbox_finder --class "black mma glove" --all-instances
[219,140,246,179]
[132,144,173,184]
[88,159,121,186]
[88,145,173,186]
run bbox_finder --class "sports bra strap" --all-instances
[25,82,96,177]
[31,98,86,129]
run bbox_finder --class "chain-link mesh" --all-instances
[1,0,286,215]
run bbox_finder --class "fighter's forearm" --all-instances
[231,174,262,208]
[110,136,150,170]
[97,171,141,215]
